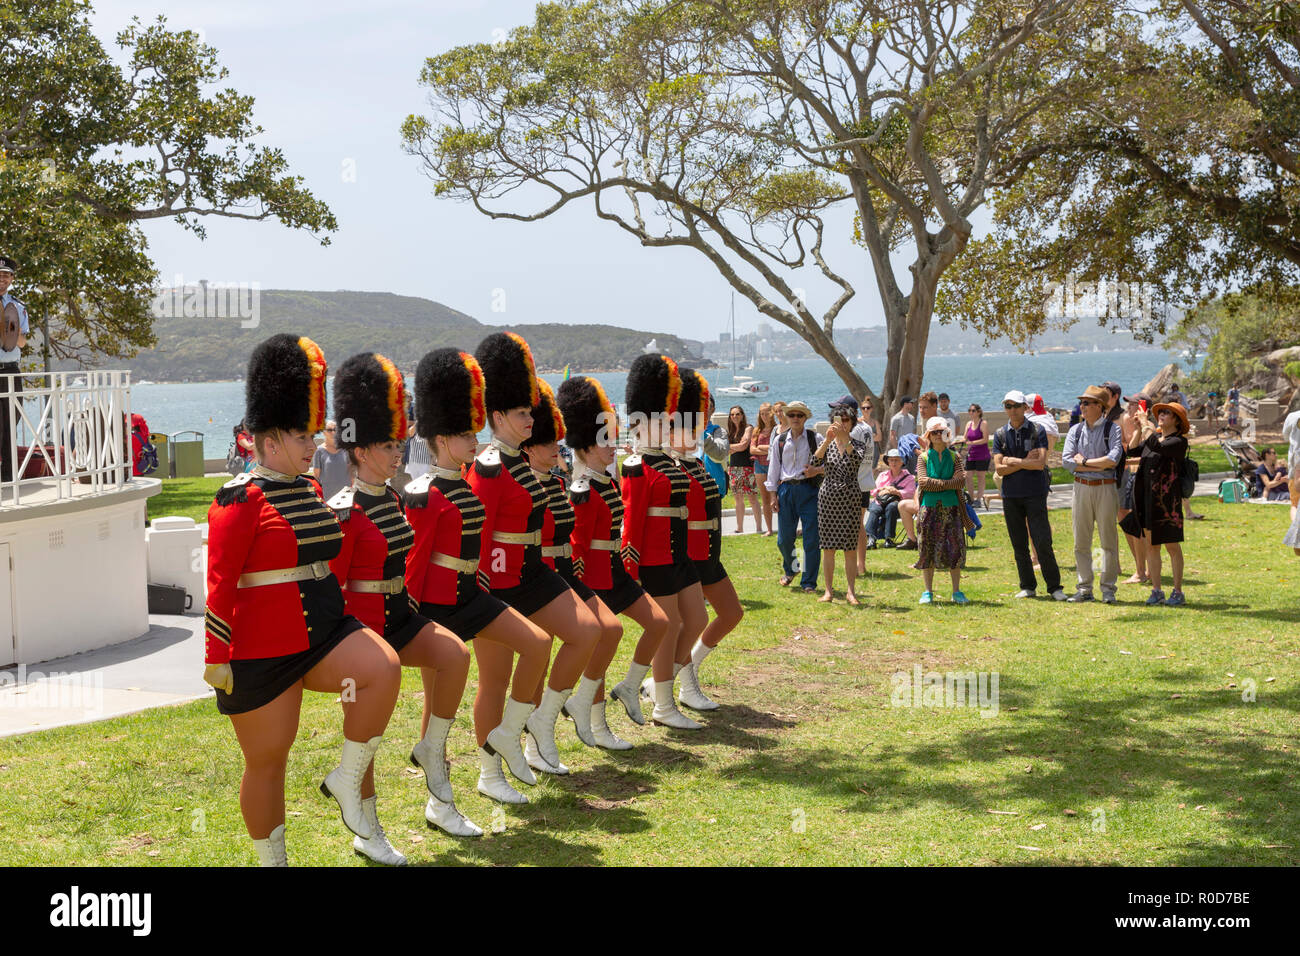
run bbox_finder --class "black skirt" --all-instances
[491,563,572,616]
[639,560,700,597]
[696,558,728,587]
[560,569,596,603]
[595,574,646,615]
[419,589,509,643]
[216,615,367,716]
[383,610,431,654]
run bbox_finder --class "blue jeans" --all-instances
[777,480,819,589]
[866,497,900,543]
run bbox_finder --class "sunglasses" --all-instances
[786,412,806,419]
[1079,399,1099,406]
[1003,403,1022,409]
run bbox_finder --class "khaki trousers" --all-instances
[1072,480,1119,596]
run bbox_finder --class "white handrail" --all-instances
[2,371,134,507]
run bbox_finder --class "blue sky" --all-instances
[91,0,910,340]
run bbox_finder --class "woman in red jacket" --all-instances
[557,374,670,744]
[204,334,400,866]
[522,380,628,761]
[327,352,478,856]
[620,353,707,730]
[469,333,601,776]
[669,368,744,712]
[404,348,553,806]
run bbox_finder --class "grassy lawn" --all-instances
[3,494,1295,866]
[147,476,227,525]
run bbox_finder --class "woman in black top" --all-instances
[726,405,758,533]
[1133,402,1189,606]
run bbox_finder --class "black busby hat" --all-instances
[522,379,565,448]
[244,334,328,434]
[414,348,487,439]
[625,354,682,419]
[333,352,408,449]
[556,375,618,451]
[678,367,710,434]
[474,332,540,415]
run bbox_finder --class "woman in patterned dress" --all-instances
[813,402,867,604]
[1133,402,1189,606]
[914,416,972,605]
[328,352,480,858]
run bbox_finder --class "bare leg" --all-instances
[1166,541,1183,591]
[674,581,709,666]
[1144,531,1162,590]
[581,595,623,703]
[304,628,401,742]
[698,576,743,649]
[229,687,301,839]
[735,491,746,533]
[820,549,835,601]
[472,609,552,745]
[651,590,682,682]
[922,567,934,592]
[844,549,859,604]
[529,589,601,694]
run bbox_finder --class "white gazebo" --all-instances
[1,371,160,665]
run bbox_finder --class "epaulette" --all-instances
[569,475,591,504]
[473,446,502,477]
[327,486,355,521]
[621,455,643,477]
[403,473,433,507]
[214,470,253,506]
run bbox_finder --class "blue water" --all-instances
[133,349,1178,459]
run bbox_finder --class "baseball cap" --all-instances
[1002,390,1027,406]
[829,394,859,412]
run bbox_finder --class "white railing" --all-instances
[2,371,133,507]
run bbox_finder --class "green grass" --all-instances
[2,495,1296,866]
[147,476,227,525]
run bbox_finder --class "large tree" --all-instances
[402,0,1101,413]
[941,0,1300,340]
[0,0,337,365]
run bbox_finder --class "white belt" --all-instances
[493,529,542,545]
[430,552,479,574]
[541,543,572,558]
[345,575,406,595]
[238,560,332,589]
[647,506,689,518]
[687,519,719,531]
[588,539,620,551]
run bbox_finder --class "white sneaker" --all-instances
[352,796,407,866]
[425,796,483,838]
[1013,589,1036,599]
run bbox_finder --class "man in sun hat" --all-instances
[1061,385,1125,603]
[0,255,30,483]
[766,400,824,590]
[993,390,1066,600]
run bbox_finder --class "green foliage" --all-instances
[0,0,336,366]
[1166,286,1300,392]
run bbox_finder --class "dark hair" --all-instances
[938,393,950,401]
[726,406,749,443]
[968,404,982,416]
[920,391,938,406]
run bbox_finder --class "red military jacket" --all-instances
[678,454,721,563]
[204,468,346,664]
[570,464,625,591]
[619,448,689,578]
[536,469,579,579]
[466,440,547,590]
[404,466,491,606]
[327,480,418,637]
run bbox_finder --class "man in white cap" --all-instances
[993,391,1067,600]
[765,400,824,591]
[1061,385,1125,602]
[0,255,30,483]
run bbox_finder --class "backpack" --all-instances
[130,413,159,476]
[226,442,247,476]
[1180,456,1199,499]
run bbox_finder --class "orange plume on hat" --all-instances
[298,336,328,435]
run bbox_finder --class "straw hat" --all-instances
[1151,402,1189,434]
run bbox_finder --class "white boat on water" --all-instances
[716,295,770,396]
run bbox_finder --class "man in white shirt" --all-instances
[1,255,31,483]
[765,400,824,591]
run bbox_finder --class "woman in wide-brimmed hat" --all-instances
[913,416,974,604]
[1133,401,1190,606]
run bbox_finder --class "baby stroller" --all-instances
[1218,437,1262,495]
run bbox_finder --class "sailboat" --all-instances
[716,293,770,396]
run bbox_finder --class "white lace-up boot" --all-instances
[678,660,718,711]
[525,732,569,775]
[524,686,572,770]
[252,823,288,866]
[352,796,407,866]
[484,697,536,786]
[409,715,454,802]
[562,676,600,746]
[610,661,650,725]
[320,735,381,838]
[651,679,702,730]
[425,796,484,837]
[476,747,529,804]
[591,700,633,750]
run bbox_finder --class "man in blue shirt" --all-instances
[993,390,1066,600]
[0,255,31,483]
[1061,385,1125,603]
